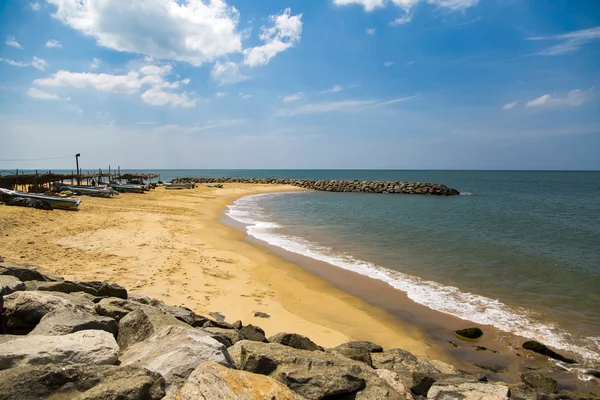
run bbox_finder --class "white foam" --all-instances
[227,193,600,362]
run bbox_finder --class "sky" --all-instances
[0,0,599,170]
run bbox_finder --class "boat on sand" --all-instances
[0,188,81,211]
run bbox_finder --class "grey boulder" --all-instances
[28,309,118,337]
[0,364,165,400]
[0,275,25,296]
[3,290,95,334]
[0,262,59,282]
[202,326,245,347]
[520,370,559,394]
[0,330,119,369]
[25,280,127,299]
[95,297,151,321]
[336,341,384,353]
[120,325,234,395]
[117,307,188,350]
[268,332,322,351]
[426,376,509,399]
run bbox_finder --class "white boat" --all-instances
[0,188,81,211]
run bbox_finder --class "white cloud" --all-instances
[390,11,413,26]
[46,39,62,48]
[34,61,195,107]
[502,101,517,110]
[90,58,101,70]
[211,60,248,85]
[275,100,375,117]
[384,61,394,67]
[243,8,303,67]
[30,2,41,11]
[281,92,303,103]
[525,89,591,108]
[239,93,253,99]
[366,28,376,35]
[67,105,84,115]
[527,26,600,56]
[320,85,343,94]
[152,119,247,134]
[27,87,60,100]
[1,56,47,70]
[333,0,386,12]
[5,36,22,49]
[46,0,243,66]
[215,92,228,97]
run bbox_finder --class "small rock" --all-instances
[233,320,243,330]
[240,324,268,342]
[209,311,226,322]
[254,311,271,318]
[201,327,245,347]
[427,377,509,399]
[520,370,559,394]
[329,346,373,368]
[0,262,59,282]
[0,275,26,296]
[336,341,383,353]
[28,309,118,337]
[203,319,234,329]
[118,307,188,350]
[522,341,577,364]
[455,327,484,339]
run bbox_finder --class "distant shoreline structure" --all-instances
[173,177,461,196]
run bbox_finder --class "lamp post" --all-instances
[75,153,81,185]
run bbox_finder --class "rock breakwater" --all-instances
[172,177,461,196]
[1,260,598,399]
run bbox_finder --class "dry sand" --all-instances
[0,184,436,355]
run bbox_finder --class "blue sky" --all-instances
[1,0,599,170]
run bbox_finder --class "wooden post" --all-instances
[35,170,39,193]
[75,154,81,185]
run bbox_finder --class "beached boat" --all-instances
[53,184,118,198]
[0,188,81,211]
[110,183,145,194]
[164,183,195,190]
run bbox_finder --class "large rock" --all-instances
[25,280,127,299]
[0,364,165,400]
[117,307,188,350]
[166,361,302,400]
[426,376,509,399]
[229,340,405,400]
[520,370,559,394]
[120,325,234,394]
[372,348,441,376]
[0,262,59,282]
[239,324,267,342]
[28,309,118,337]
[268,332,322,351]
[0,330,119,369]
[202,327,245,347]
[336,341,383,353]
[329,346,373,367]
[3,290,95,334]
[0,275,25,296]
[455,327,484,339]
[522,341,577,364]
[139,297,209,327]
[95,297,151,321]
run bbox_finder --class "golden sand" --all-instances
[0,184,434,354]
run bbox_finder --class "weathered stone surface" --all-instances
[455,327,484,339]
[426,376,509,399]
[117,307,188,350]
[0,262,59,282]
[268,332,321,351]
[520,370,559,394]
[0,275,25,296]
[28,309,118,337]
[374,369,413,399]
[0,364,165,400]
[0,330,119,369]
[239,324,267,342]
[3,290,95,334]
[522,341,577,364]
[254,311,270,319]
[95,297,150,321]
[330,346,373,367]
[24,280,127,299]
[204,319,234,329]
[120,325,234,394]
[429,359,460,375]
[135,297,209,327]
[509,384,539,400]
[202,326,245,347]
[336,340,384,353]
[229,340,404,400]
[372,348,441,376]
[209,311,226,322]
[166,361,302,400]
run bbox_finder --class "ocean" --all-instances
[11,169,600,361]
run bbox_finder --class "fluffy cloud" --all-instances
[46,39,62,48]
[27,87,60,100]
[502,101,517,110]
[528,26,600,56]
[239,93,253,99]
[281,92,303,102]
[5,36,22,49]
[211,60,248,85]
[1,56,48,70]
[33,61,195,107]
[243,8,303,67]
[366,28,376,35]
[319,85,343,94]
[46,0,243,66]
[30,2,41,11]
[525,89,591,108]
[333,0,385,12]
[90,58,101,70]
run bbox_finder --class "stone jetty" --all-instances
[1,260,597,400]
[172,177,461,196]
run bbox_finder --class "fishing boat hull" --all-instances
[110,184,145,194]
[54,184,117,198]
[0,188,81,211]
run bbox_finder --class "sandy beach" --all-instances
[0,184,438,357]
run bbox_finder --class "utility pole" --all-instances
[75,153,81,185]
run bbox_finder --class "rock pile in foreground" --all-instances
[172,177,461,196]
[0,261,597,400]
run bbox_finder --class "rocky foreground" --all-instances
[172,177,461,196]
[0,261,598,400]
